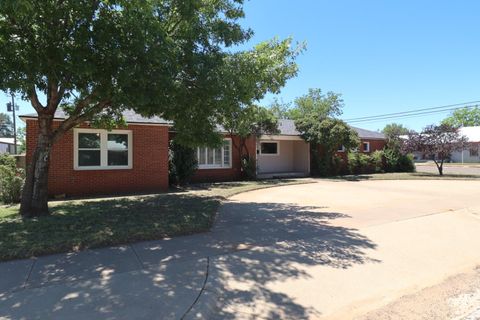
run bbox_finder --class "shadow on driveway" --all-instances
[0,201,378,320]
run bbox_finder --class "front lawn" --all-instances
[0,179,313,262]
[330,172,480,181]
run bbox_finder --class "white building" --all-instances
[450,126,480,163]
[0,137,19,154]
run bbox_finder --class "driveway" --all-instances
[1,180,480,319]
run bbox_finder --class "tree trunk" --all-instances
[434,160,444,176]
[20,116,53,218]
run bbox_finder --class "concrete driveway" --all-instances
[1,180,480,319]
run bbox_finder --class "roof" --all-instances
[20,109,384,140]
[20,109,172,125]
[0,138,19,145]
[277,119,385,140]
[459,126,480,142]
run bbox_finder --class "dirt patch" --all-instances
[358,267,480,320]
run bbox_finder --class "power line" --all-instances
[344,100,480,123]
[347,104,479,124]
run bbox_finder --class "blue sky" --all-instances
[239,0,480,131]
[2,0,479,131]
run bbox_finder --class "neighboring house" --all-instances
[450,126,480,163]
[0,137,20,154]
[21,110,385,197]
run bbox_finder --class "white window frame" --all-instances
[74,128,133,170]
[362,141,370,152]
[337,145,345,152]
[197,138,232,170]
[259,141,280,156]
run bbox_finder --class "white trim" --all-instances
[197,138,232,170]
[259,141,280,156]
[259,135,303,141]
[362,141,370,152]
[337,145,345,152]
[73,128,133,170]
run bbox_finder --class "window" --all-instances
[260,142,279,155]
[196,139,231,169]
[470,147,479,157]
[362,142,370,152]
[337,145,345,152]
[74,129,132,170]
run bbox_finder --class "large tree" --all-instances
[382,123,410,150]
[403,124,468,175]
[0,0,300,217]
[291,89,359,176]
[442,106,480,127]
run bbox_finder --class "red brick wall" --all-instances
[26,120,169,197]
[191,135,256,182]
[334,138,386,159]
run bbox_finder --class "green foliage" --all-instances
[442,107,480,127]
[0,153,16,169]
[397,154,415,172]
[370,150,385,173]
[348,152,372,174]
[0,0,301,147]
[241,156,257,180]
[223,105,279,141]
[168,140,198,186]
[0,113,13,137]
[223,105,279,179]
[0,154,24,203]
[290,88,344,121]
[268,98,293,119]
[347,150,413,175]
[382,123,410,150]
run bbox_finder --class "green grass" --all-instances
[329,172,480,181]
[0,178,314,262]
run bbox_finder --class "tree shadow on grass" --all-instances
[0,193,221,261]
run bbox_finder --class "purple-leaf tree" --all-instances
[403,124,469,175]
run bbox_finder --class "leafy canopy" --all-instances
[442,107,480,127]
[0,0,300,145]
[403,124,468,175]
[291,89,359,152]
[382,123,410,150]
[0,113,13,137]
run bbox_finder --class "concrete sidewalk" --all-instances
[1,180,480,319]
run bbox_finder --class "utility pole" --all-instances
[7,93,17,154]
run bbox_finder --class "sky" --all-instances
[237,0,480,131]
[1,0,480,132]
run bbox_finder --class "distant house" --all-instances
[450,126,480,163]
[0,137,19,155]
[21,110,386,197]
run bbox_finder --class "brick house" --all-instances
[21,110,385,197]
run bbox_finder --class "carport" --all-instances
[256,135,310,178]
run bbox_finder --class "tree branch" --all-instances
[52,99,111,143]
[29,87,45,113]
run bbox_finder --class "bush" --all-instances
[348,152,372,174]
[241,156,256,180]
[397,153,415,172]
[370,150,385,173]
[0,154,24,203]
[0,153,16,170]
[168,140,198,185]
